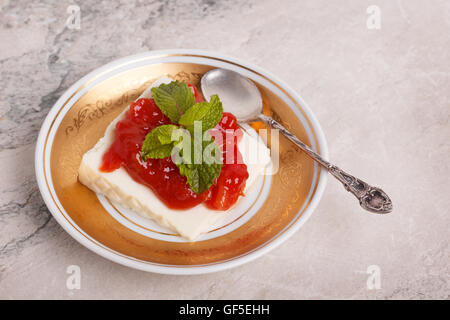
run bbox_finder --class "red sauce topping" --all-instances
[100,84,249,210]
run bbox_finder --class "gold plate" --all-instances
[36,51,328,273]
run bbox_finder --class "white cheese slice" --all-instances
[78,77,271,241]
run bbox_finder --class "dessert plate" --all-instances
[35,49,328,274]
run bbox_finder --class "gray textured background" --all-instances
[0,0,449,299]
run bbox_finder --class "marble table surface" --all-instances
[0,0,448,299]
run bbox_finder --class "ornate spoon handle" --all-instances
[258,114,393,214]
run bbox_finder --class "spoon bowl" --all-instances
[201,68,263,122]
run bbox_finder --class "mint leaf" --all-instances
[141,125,179,160]
[177,163,200,193]
[177,161,222,194]
[179,94,223,133]
[174,132,222,194]
[151,81,195,123]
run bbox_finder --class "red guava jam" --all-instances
[100,84,249,210]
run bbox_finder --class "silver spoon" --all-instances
[201,68,393,214]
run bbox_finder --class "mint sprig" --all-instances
[141,81,224,194]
